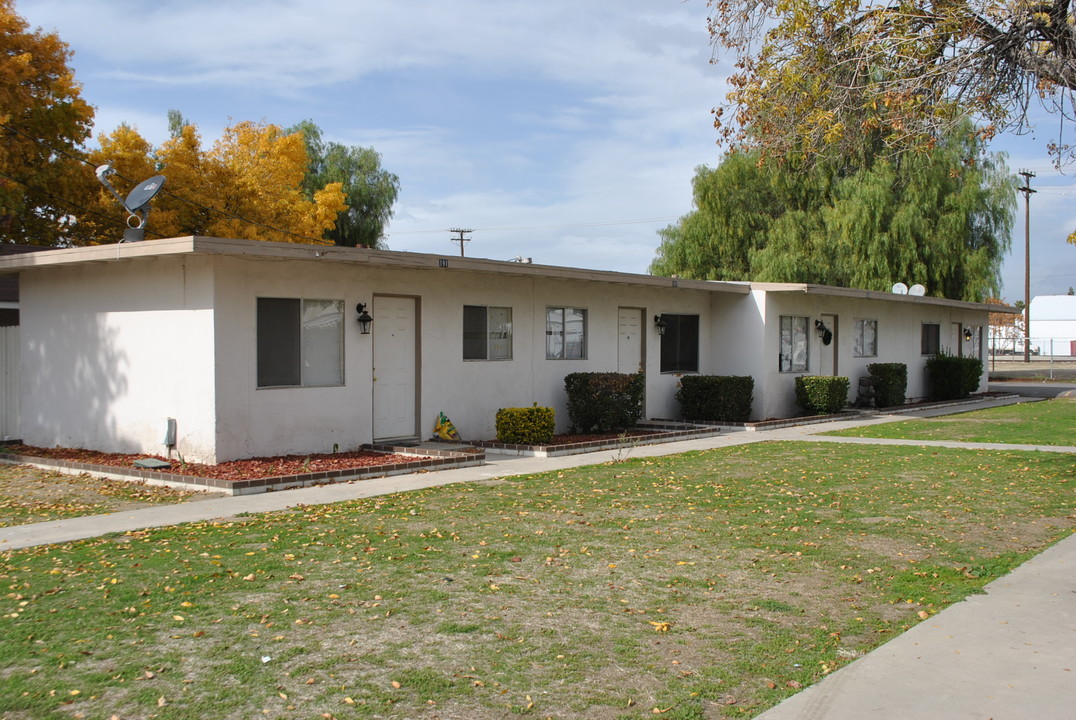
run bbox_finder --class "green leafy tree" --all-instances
[651,123,1014,301]
[287,120,400,249]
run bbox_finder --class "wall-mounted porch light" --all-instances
[356,303,373,335]
[814,319,833,345]
[654,314,667,336]
[963,327,973,341]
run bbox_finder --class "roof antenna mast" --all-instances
[95,164,166,242]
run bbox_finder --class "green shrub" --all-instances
[564,372,645,433]
[867,363,907,408]
[926,352,983,400]
[794,376,851,415]
[495,405,555,445]
[675,375,754,422]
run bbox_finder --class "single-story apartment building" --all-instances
[0,236,1008,463]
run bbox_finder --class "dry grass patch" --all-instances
[0,464,215,527]
[0,442,1072,719]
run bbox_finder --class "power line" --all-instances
[388,215,680,237]
[1,121,328,245]
[0,170,157,241]
[4,122,681,245]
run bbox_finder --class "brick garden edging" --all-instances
[0,445,486,496]
[464,421,723,458]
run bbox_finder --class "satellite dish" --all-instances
[125,175,166,214]
[94,165,166,242]
[891,282,908,295]
[908,284,926,296]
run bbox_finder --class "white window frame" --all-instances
[463,305,513,361]
[779,315,809,372]
[853,318,878,357]
[257,298,344,388]
[546,307,587,359]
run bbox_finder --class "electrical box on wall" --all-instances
[163,417,177,447]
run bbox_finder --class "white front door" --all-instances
[618,307,644,374]
[821,313,838,376]
[373,295,418,441]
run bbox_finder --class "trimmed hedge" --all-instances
[675,375,754,422]
[866,362,907,408]
[564,372,645,433]
[495,405,555,445]
[926,353,983,400]
[794,375,851,415]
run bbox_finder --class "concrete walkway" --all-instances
[1,394,1073,718]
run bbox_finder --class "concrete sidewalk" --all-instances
[1,394,1073,719]
[753,531,1076,720]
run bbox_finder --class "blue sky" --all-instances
[16,0,1076,299]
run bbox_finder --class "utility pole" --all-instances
[1017,170,1035,364]
[449,228,472,257]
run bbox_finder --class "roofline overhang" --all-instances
[0,236,751,295]
[747,281,1021,315]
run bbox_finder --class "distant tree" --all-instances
[0,0,95,245]
[287,120,399,249]
[166,108,191,139]
[86,120,346,244]
[709,0,1076,167]
[651,122,1014,302]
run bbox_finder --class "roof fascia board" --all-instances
[750,281,1020,314]
[0,236,750,295]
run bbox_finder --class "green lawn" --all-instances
[825,398,1076,446]
[1,441,1073,719]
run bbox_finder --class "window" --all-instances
[779,315,809,372]
[463,305,512,360]
[659,314,699,373]
[546,307,587,359]
[921,323,940,355]
[257,298,343,388]
[854,318,878,357]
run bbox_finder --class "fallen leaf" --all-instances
[391,681,401,689]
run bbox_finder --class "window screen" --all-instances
[257,298,343,387]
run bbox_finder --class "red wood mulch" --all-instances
[519,430,660,445]
[0,444,423,482]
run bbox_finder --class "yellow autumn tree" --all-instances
[0,0,95,245]
[87,120,346,244]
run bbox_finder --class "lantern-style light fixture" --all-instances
[356,303,373,335]
[654,314,667,336]
[963,327,973,341]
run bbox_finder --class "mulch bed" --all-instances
[0,444,425,482]
[484,426,658,443]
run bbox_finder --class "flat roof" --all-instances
[0,236,751,295]
[748,281,1020,314]
[0,237,1017,313]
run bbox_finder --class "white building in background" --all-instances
[0,237,1009,463]
[1029,295,1076,357]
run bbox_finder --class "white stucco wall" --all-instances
[754,291,990,419]
[208,257,728,459]
[11,240,997,463]
[19,256,217,461]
